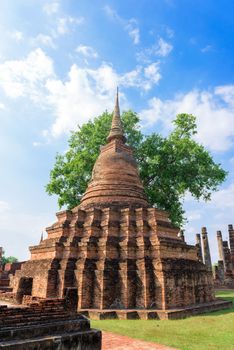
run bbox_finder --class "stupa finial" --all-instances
[107,87,126,143]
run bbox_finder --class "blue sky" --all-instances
[0,0,234,262]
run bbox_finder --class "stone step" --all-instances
[0,308,66,316]
[0,280,10,287]
[0,328,101,349]
[0,312,71,325]
[0,318,89,341]
[0,287,12,292]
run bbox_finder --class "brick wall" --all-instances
[12,205,215,311]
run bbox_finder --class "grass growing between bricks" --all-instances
[92,290,234,350]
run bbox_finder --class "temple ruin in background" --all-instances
[213,224,234,287]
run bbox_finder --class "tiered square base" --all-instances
[80,298,232,320]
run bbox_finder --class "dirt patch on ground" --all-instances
[102,331,177,350]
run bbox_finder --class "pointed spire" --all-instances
[107,87,126,143]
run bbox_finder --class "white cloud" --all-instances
[165,26,174,38]
[32,141,42,147]
[10,31,24,42]
[155,38,173,57]
[76,45,98,58]
[215,85,234,107]
[45,61,161,137]
[43,2,59,15]
[42,129,49,138]
[0,48,160,137]
[0,48,54,100]
[57,16,84,35]
[144,62,161,85]
[45,64,118,137]
[122,63,161,89]
[32,34,56,49]
[0,102,5,110]
[187,210,202,221]
[128,27,140,45]
[0,206,56,260]
[136,51,151,64]
[210,183,234,210]
[104,5,140,44]
[137,37,173,63]
[119,63,161,91]
[141,86,234,151]
[125,19,140,44]
[201,45,213,53]
[0,201,10,213]
[184,225,196,235]
[103,5,118,20]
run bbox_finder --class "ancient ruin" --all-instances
[4,91,230,320]
[0,256,101,349]
[0,297,101,349]
[214,225,234,287]
[0,261,22,295]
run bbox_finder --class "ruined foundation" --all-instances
[214,226,234,288]
[0,298,101,349]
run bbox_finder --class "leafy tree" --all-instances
[46,111,227,226]
[1,255,18,266]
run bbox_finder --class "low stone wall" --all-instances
[21,295,43,305]
[0,292,16,304]
[0,298,101,350]
[0,329,101,350]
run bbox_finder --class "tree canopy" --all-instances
[1,255,18,266]
[46,110,227,226]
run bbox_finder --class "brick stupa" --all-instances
[12,91,231,319]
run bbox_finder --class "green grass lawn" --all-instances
[92,290,234,350]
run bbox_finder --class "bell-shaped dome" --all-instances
[79,90,148,209]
